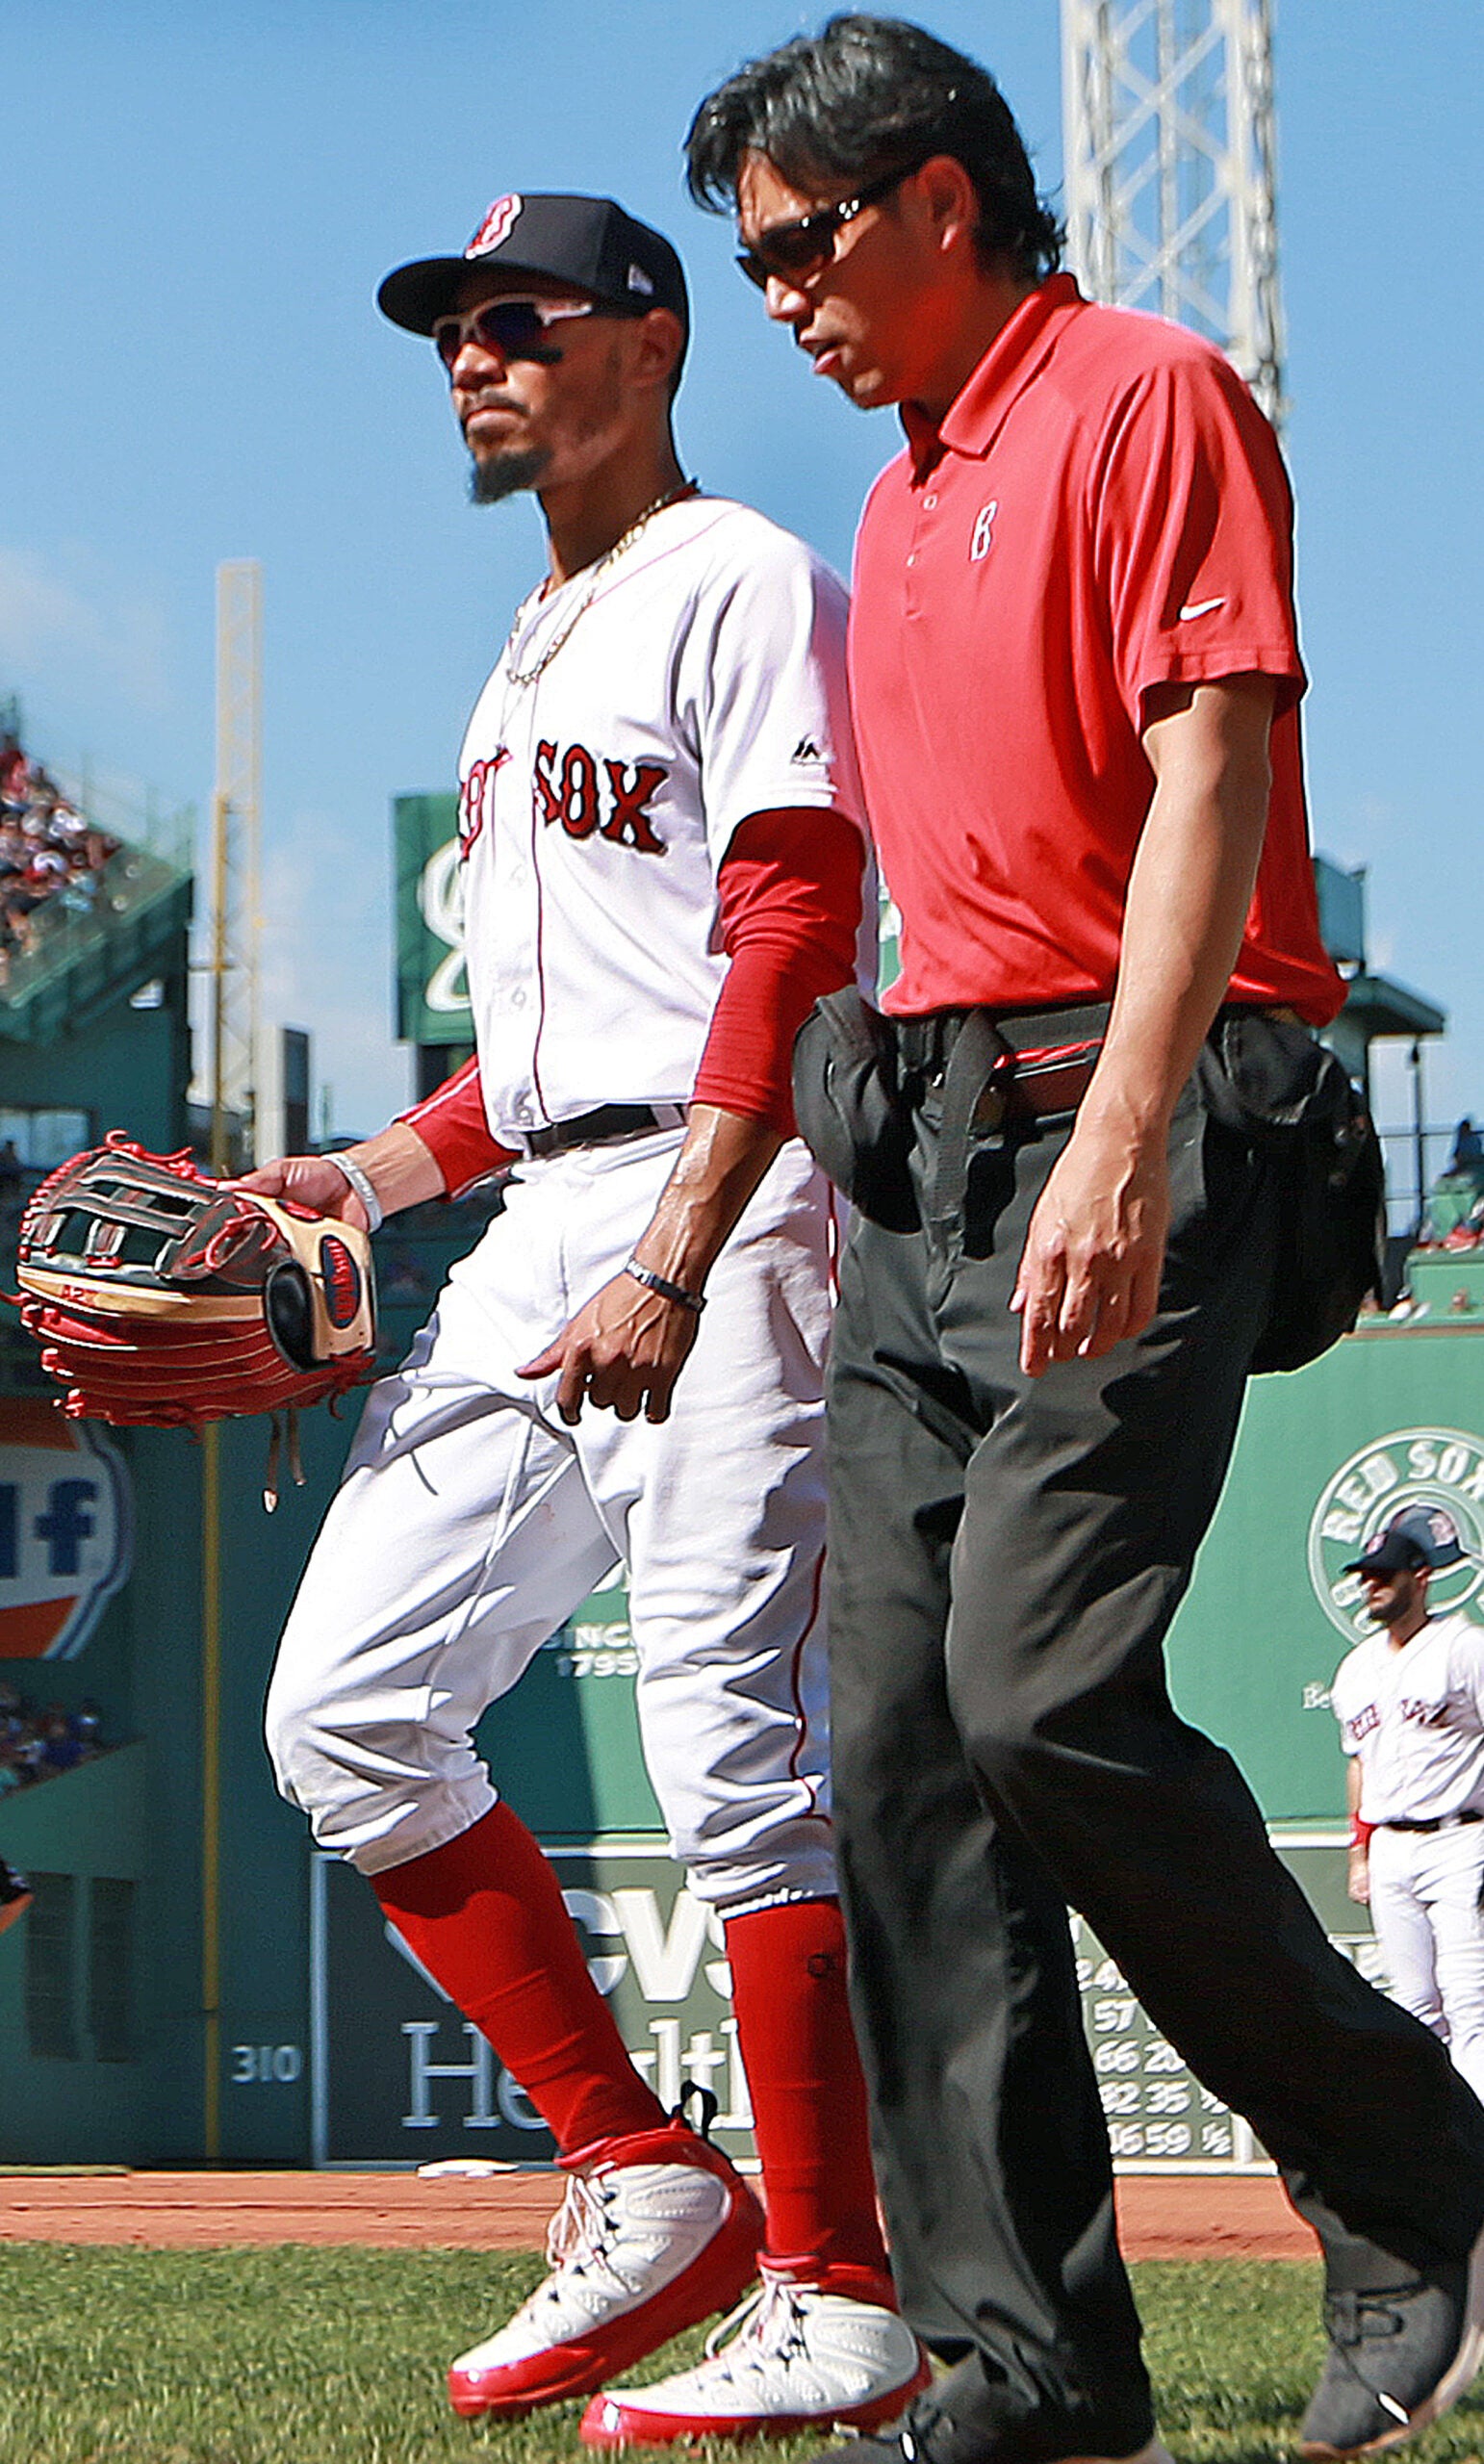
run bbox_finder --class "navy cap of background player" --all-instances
[377,192,689,346]
[1343,1505,1470,1577]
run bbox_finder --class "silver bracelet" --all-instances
[624,1257,705,1314]
[329,1153,384,1234]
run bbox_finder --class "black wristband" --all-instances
[624,1257,706,1315]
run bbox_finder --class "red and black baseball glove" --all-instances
[14,1135,377,1444]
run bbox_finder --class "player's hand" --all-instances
[236,1156,372,1232]
[1346,1846,1371,1907]
[518,1271,702,1425]
[1011,1114,1170,1378]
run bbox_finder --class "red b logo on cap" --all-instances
[467,193,523,258]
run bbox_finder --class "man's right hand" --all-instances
[236,1120,446,1230]
[1346,1845,1371,1907]
[238,1155,373,1228]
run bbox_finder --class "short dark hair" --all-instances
[684,14,1062,285]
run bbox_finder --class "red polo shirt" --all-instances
[850,274,1343,1025]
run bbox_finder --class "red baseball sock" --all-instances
[371,1801,666,2157]
[725,1896,890,2283]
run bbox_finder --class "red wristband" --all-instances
[1349,1816,1374,1851]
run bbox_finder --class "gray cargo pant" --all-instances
[825,1013,1484,2460]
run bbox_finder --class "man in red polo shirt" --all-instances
[688,19,1484,2464]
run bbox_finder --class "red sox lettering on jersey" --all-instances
[533,744,669,854]
[459,750,509,860]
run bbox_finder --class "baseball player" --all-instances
[1335,1508,1484,2103]
[248,192,928,2444]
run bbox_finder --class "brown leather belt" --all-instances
[898,1003,1110,1127]
[898,1000,1306,1130]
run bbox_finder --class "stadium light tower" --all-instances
[209,558,262,1172]
[1061,0,1286,426]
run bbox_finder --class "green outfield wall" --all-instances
[4,853,1482,2172]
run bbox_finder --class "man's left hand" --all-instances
[518,1272,701,1425]
[1011,1113,1170,1377]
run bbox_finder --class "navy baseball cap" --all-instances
[1344,1505,1470,1577]
[377,192,689,340]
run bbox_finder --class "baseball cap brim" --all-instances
[1343,1539,1429,1576]
[376,255,593,336]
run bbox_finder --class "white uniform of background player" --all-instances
[1334,1506,1484,2104]
[253,192,927,2446]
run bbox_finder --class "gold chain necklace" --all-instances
[503,479,700,690]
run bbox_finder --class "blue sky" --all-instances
[1,1,1479,1166]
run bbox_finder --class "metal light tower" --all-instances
[209,557,262,1174]
[1061,0,1286,425]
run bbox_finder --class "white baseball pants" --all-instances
[266,1131,838,1912]
[1368,1820,1484,2105]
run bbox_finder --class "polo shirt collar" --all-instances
[900,271,1085,477]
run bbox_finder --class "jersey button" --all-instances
[924,494,938,508]
[510,988,527,1010]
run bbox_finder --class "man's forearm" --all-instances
[1078,674,1276,1143]
[343,1120,448,1217]
[629,1104,783,1297]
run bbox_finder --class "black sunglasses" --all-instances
[432,295,599,369]
[735,162,922,292]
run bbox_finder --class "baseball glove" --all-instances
[13,1136,377,1454]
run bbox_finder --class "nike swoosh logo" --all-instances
[1178,597,1226,620]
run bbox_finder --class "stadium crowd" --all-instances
[0,1682,106,1795]
[0,729,119,980]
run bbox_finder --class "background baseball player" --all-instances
[1335,1508,1484,2103]
[244,191,927,2444]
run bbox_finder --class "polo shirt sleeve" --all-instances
[678,526,867,870]
[1089,350,1308,734]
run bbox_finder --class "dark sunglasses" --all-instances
[432,295,598,369]
[735,162,922,292]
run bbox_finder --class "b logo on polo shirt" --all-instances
[970,501,998,563]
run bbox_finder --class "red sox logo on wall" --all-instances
[0,1399,132,1659]
[466,193,523,258]
[1309,1426,1484,1641]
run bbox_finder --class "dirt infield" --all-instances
[0,2169,1316,2259]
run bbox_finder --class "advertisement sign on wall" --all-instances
[0,1399,132,1658]
[312,1844,748,2168]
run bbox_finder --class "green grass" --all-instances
[1,2249,1483,2464]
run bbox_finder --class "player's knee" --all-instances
[674,1810,837,1910]
[264,1662,364,1818]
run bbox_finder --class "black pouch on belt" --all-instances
[1195,1010,1384,1372]
[791,987,920,1233]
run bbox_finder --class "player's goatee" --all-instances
[469,448,550,505]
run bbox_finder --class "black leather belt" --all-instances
[1379,1811,1484,1834]
[522,1103,682,1159]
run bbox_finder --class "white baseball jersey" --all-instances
[454,495,868,1142]
[1332,1612,1484,1824]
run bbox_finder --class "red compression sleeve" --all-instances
[692,808,865,1138]
[372,1803,666,2156]
[397,1055,515,1197]
[725,1897,890,2284]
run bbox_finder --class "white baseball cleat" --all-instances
[447,2117,763,2420]
[580,2261,932,2446]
